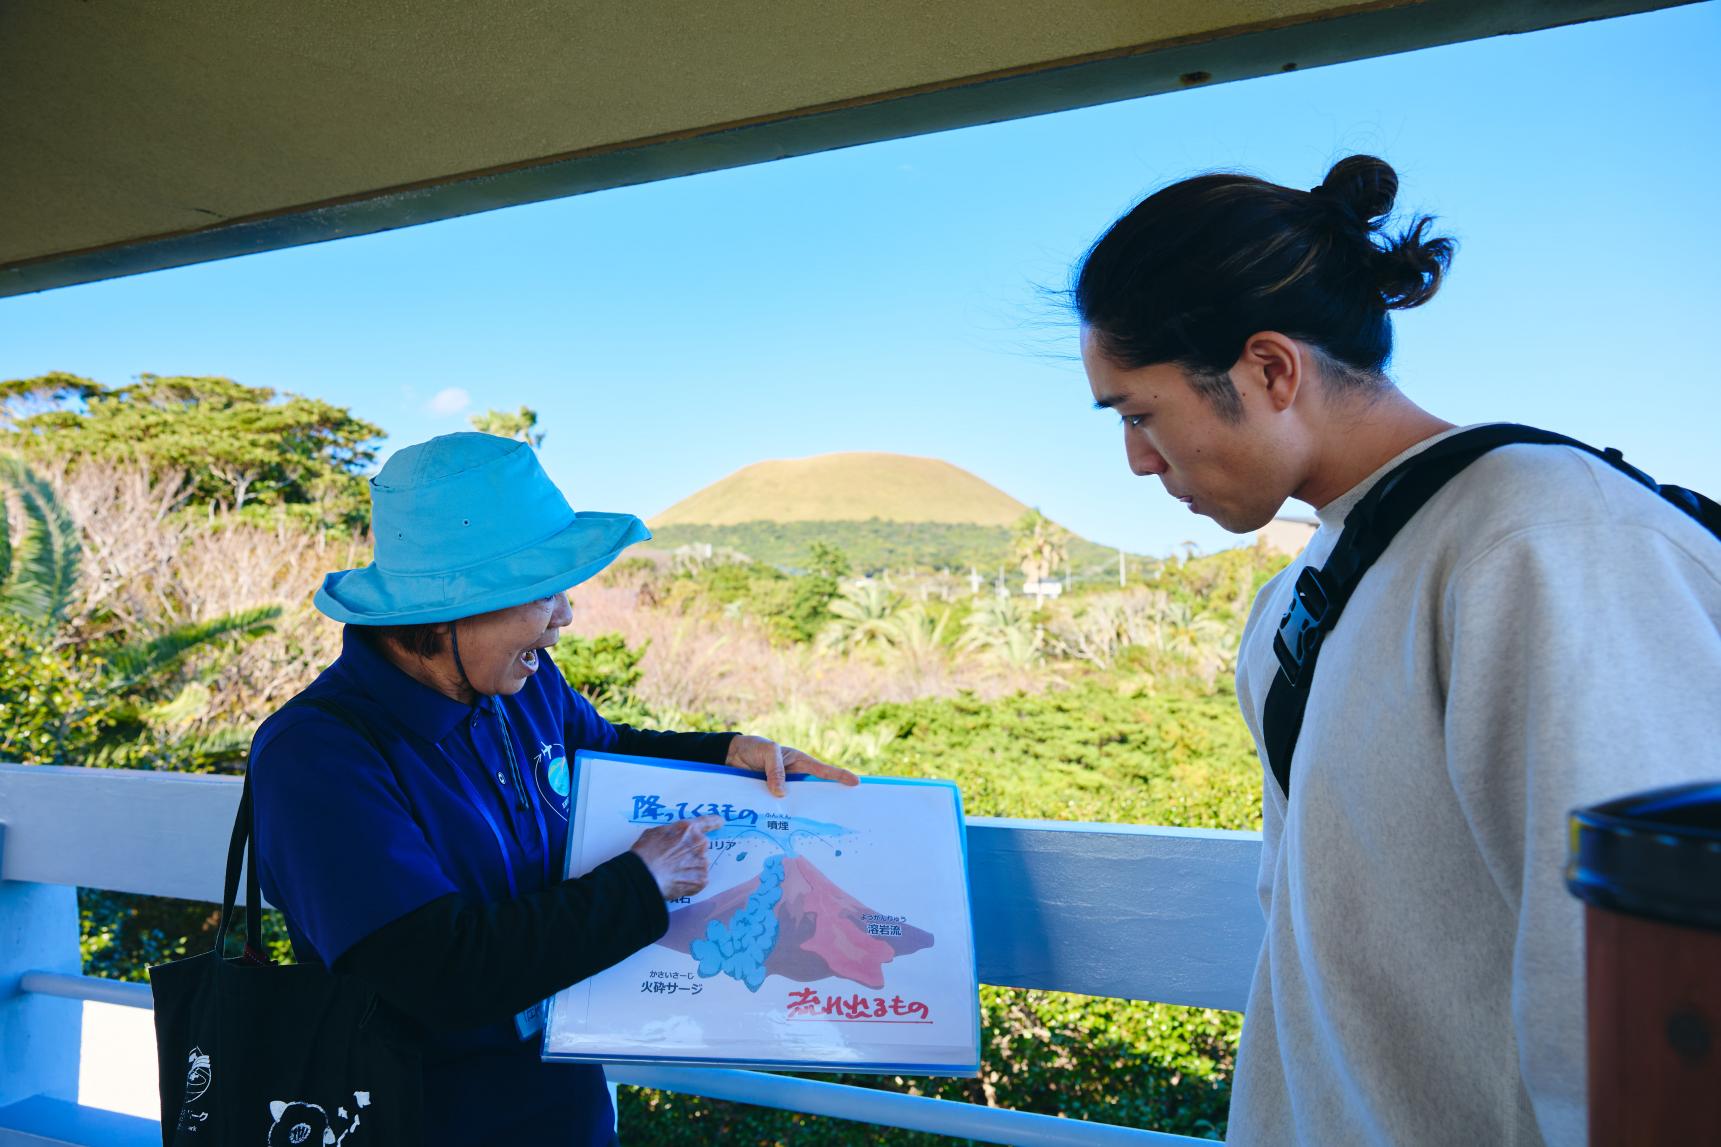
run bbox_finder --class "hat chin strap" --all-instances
[449,619,479,700]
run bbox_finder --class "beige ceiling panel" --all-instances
[0,0,1692,295]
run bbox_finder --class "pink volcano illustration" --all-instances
[659,854,933,990]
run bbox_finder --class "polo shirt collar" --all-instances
[336,626,494,743]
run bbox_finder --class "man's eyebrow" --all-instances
[1092,394,1127,411]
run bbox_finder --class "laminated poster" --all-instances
[542,751,980,1075]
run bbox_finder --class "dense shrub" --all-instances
[657,557,843,646]
[860,684,1261,829]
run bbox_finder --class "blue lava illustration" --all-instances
[688,855,784,991]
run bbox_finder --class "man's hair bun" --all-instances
[1375,216,1454,310]
[1315,154,1400,223]
[1312,155,1452,310]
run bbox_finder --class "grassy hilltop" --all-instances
[648,451,1128,575]
[653,452,1032,527]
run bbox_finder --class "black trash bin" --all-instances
[1567,781,1721,1145]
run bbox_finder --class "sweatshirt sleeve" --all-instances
[1442,521,1721,1146]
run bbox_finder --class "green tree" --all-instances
[0,372,104,431]
[469,405,545,448]
[2,373,382,521]
[775,574,841,645]
[805,540,851,579]
[775,543,849,644]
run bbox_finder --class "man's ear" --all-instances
[1231,332,1304,413]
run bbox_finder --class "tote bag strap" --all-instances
[220,695,381,965]
[212,767,267,962]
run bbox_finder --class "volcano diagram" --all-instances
[660,854,933,992]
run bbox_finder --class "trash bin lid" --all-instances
[1567,781,1721,932]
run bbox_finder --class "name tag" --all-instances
[515,999,546,1041]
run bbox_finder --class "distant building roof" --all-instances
[1257,516,1318,556]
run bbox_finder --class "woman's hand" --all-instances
[725,735,861,799]
[630,815,723,901]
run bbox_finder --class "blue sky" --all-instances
[3,3,1717,556]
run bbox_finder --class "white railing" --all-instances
[0,763,1264,1145]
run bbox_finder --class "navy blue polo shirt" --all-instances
[251,626,634,1146]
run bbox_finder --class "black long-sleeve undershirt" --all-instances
[332,725,735,1032]
[610,725,735,765]
[334,852,667,1032]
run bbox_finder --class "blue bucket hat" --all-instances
[315,432,649,625]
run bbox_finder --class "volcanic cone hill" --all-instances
[647,452,1119,574]
[659,854,934,991]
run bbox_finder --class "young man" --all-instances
[1074,156,1721,1145]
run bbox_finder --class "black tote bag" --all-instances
[149,766,422,1146]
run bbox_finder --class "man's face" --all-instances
[1082,327,1296,533]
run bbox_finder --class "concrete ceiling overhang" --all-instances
[0,0,1691,298]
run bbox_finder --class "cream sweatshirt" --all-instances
[1226,427,1721,1146]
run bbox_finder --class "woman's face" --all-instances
[452,592,575,696]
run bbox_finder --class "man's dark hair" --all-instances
[1073,155,1455,419]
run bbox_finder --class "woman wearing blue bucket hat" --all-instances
[248,433,857,1146]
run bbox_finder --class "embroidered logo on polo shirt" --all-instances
[533,741,570,820]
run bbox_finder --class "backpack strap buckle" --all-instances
[1273,566,1332,688]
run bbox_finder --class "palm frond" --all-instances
[0,455,82,628]
[156,726,255,773]
[98,605,282,693]
[81,725,251,773]
[145,681,214,728]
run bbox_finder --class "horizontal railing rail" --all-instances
[0,763,1264,1145]
[16,972,151,1010]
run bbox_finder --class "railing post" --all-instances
[0,824,85,1108]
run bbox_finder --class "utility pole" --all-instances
[1118,548,1126,588]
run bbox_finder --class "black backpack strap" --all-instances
[1260,423,1721,799]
